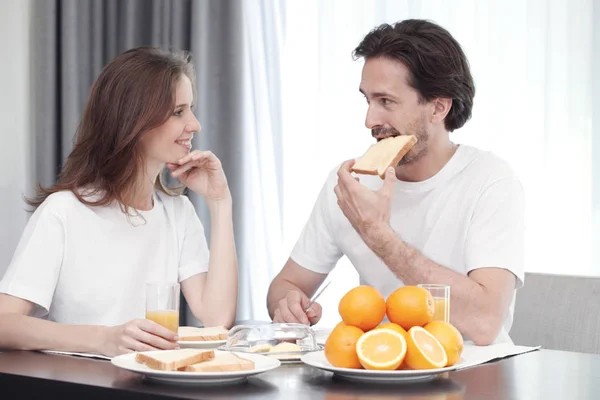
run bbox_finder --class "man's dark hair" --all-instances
[353,19,475,132]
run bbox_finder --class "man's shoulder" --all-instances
[458,145,521,183]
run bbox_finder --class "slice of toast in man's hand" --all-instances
[351,135,418,179]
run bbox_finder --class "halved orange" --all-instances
[404,326,448,370]
[356,328,407,370]
[424,321,464,367]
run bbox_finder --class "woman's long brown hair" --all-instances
[26,47,196,211]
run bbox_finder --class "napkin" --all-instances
[40,350,111,361]
[456,343,541,370]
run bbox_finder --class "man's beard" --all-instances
[371,120,428,166]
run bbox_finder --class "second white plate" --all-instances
[301,351,462,383]
[111,350,280,385]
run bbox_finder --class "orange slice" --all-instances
[356,328,407,370]
[404,326,448,370]
[424,321,464,367]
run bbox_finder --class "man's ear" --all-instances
[430,98,452,124]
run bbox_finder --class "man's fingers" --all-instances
[289,301,310,325]
[278,298,302,323]
[334,184,344,201]
[340,159,356,172]
[337,160,358,186]
[306,302,322,325]
[273,308,283,323]
[308,302,322,317]
[280,307,302,323]
[380,167,397,197]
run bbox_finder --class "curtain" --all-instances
[31,0,193,187]
[235,0,287,320]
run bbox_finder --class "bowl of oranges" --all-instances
[301,285,464,383]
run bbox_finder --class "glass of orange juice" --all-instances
[418,284,450,323]
[145,282,180,333]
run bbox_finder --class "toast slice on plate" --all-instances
[181,352,255,372]
[135,349,215,371]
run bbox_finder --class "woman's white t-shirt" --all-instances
[0,190,209,326]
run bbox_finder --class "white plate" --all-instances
[178,339,227,349]
[301,351,462,383]
[111,350,281,385]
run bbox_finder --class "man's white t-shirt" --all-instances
[290,145,525,344]
[0,190,210,326]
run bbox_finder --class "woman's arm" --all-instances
[181,198,238,328]
[0,294,179,356]
[170,150,239,328]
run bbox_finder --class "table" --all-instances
[0,349,598,399]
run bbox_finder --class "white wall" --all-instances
[0,1,32,277]
[593,0,600,273]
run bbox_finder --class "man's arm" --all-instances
[267,258,327,325]
[334,160,521,345]
[361,226,515,345]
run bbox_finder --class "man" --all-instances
[267,19,524,345]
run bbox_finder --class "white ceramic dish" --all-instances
[301,351,462,383]
[111,350,281,385]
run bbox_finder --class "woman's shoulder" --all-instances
[37,188,109,216]
[156,190,193,207]
[155,190,197,221]
[24,191,86,226]
[39,191,82,211]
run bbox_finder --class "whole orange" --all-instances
[386,286,434,330]
[424,321,464,366]
[375,322,408,338]
[324,322,364,369]
[338,286,386,331]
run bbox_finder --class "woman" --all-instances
[0,47,238,357]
